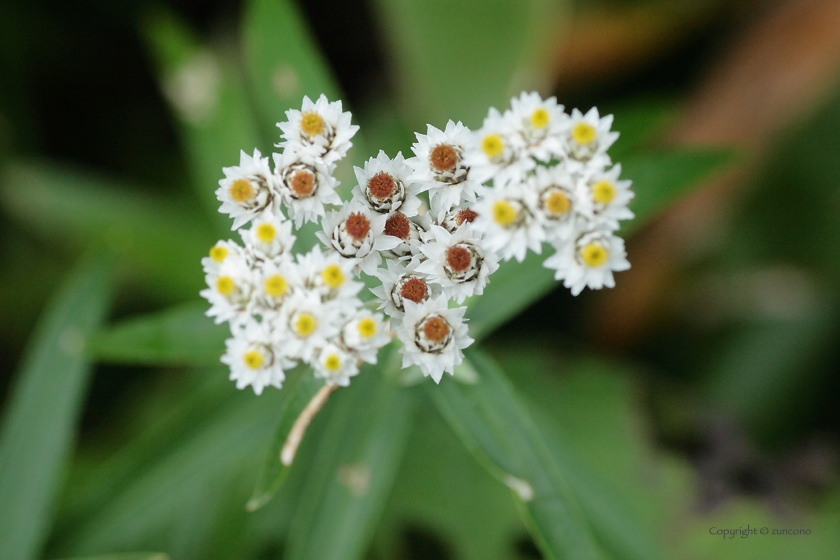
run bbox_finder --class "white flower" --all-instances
[508,91,568,162]
[580,163,634,230]
[200,250,254,325]
[396,295,473,383]
[415,225,499,304]
[341,311,391,364]
[222,320,296,395]
[408,121,484,214]
[294,246,363,303]
[543,229,630,296]
[527,165,585,243]
[463,107,534,188]
[438,204,479,233]
[216,149,278,230]
[253,257,300,316]
[273,150,341,228]
[276,94,359,165]
[370,259,436,323]
[351,151,422,216]
[201,239,245,276]
[313,343,360,387]
[564,107,618,173]
[316,200,401,276]
[274,291,341,362]
[240,211,296,263]
[380,211,425,259]
[474,186,545,263]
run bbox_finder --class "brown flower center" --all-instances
[446,246,472,272]
[399,277,427,303]
[344,212,371,241]
[422,316,450,343]
[368,172,396,199]
[290,170,315,196]
[384,212,411,240]
[455,208,478,226]
[430,144,458,172]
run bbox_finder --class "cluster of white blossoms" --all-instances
[201,92,633,394]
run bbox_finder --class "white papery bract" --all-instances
[241,211,296,263]
[276,94,359,166]
[543,229,631,296]
[409,121,484,215]
[314,343,359,387]
[341,311,391,364]
[397,295,473,383]
[273,150,341,228]
[216,149,277,230]
[222,320,296,395]
[203,92,634,395]
[508,91,568,162]
[352,151,422,217]
[415,225,499,304]
[474,185,545,263]
[317,200,401,276]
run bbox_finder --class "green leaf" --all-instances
[373,0,567,128]
[0,161,211,301]
[286,369,416,560]
[0,255,115,560]
[466,148,736,339]
[142,8,263,224]
[246,372,325,511]
[87,302,227,366]
[241,0,340,132]
[429,348,605,560]
[605,97,677,160]
[52,554,169,560]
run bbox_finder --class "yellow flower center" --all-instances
[229,179,254,202]
[357,318,377,338]
[264,274,287,297]
[256,223,276,242]
[324,353,341,371]
[481,134,504,158]
[572,122,596,145]
[581,243,609,267]
[530,108,549,129]
[592,180,616,204]
[216,276,235,295]
[295,313,317,337]
[321,264,345,288]
[492,200,517,226]
[546,191,571,215]
[209,245,228,262]
[243,349,263,369]
[300,111,324,137]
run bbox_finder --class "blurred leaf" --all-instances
[605,98,678,160]
[87,302,227,366]
[246,373,324,511]
[52,554,169,560]
[0,161,210,301]
[429,348,605,560]
[0,255,115,560]
[286,369,416,560]
[373,0,566,128]
[143,8,263,224]
[241,0,339,133]
[375,397,524,560]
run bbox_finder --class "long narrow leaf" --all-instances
[0,255,115,560]
[429,349,604,560]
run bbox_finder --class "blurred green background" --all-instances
[1,0,839,559]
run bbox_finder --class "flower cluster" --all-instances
[201,92,633,394]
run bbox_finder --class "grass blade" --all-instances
[0,255,115,560]
[428,348,604,560]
